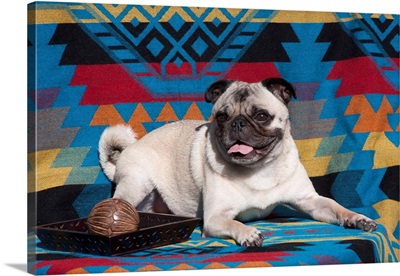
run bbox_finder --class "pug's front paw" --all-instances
[340,214,378,232]
[237,226,264,247]
[358,219,378,231]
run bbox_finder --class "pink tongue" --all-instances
[227,144,254,155]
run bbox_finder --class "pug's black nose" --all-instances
[231,116,247,132]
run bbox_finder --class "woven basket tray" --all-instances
[36,212,201,256]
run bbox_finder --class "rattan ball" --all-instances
[87,198,140,236]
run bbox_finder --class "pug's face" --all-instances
[205,79,296,165]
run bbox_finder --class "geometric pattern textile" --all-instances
[28,205,398,274]
[28,1,400,274]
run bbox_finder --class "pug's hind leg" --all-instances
[112,176,155,211]
[203,214,264,247]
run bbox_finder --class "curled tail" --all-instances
[99,125,137,181]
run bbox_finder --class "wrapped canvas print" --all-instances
[27,1,399,275]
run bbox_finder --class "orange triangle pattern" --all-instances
[127,103,153,138]
[170,263,197,270]
[345,95,393,133]
[90,102,209,138]
[90,105,125,126]
[203,262,231,269]
[183,102,205,120]
[156,102,179,122]
[104,266,130,273]
[66,268,89,274]
[136,264,162,272]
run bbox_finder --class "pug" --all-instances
[99,78,377,246]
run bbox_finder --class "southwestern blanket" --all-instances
[27,2,399,275]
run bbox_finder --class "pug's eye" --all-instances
[216,112,228,123]
[254,112,270,122]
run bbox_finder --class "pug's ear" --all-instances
[205,79,234,104]
[261,78,296,105]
